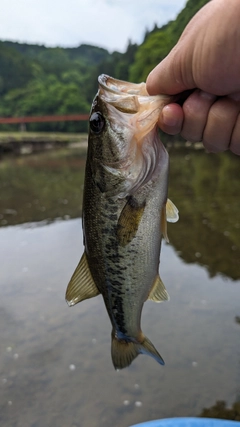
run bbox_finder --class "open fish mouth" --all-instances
[97,74,172,142]
[98,74,149,100]
[98,74,172,117]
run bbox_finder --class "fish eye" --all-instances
[89,112,105,134]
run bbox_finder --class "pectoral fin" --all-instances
[148,275,170,302]
[65,252,100,306]
[117,196,146,247]
[166,198,179,223]
[161,199,179,241]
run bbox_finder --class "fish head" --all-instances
[88,74,172,198]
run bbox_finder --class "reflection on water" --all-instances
[200,400,240,421]
[168,147,240,281]
[0,147,86,227]
[0,146,239,281]
[0,146,239,427]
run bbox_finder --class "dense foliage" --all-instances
[129,0,210,82]
[0,0,209,132]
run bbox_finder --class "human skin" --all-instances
[146,0,240,155]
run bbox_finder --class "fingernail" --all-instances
[162,105,178,126]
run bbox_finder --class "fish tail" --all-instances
[111,331,165,370]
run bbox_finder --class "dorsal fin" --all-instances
[148,275,170,302]
[65,252,100,307]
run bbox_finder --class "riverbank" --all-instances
[0,132,88,155]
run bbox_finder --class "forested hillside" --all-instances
[0,0,209,132]
[129,0,210,82]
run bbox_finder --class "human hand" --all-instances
[146,0,240,155]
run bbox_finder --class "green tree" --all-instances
[0,72,90,132]
[129,30,173,82]
[129,0,210,83]
[0,42,33,94]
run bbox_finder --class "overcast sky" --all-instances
[0,0,186,52]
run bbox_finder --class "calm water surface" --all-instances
[0,146,239,427]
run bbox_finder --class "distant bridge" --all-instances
[0,114,89,124]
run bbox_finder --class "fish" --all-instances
[65,74,179,370]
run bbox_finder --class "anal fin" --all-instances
[148,275,170,303]
[65,252,100,306]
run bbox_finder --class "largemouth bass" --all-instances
[66,74,179,370]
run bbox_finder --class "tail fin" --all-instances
[111,331,164,370]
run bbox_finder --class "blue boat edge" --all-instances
[129,417,240,427]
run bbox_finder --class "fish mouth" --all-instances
[98,74,149,102]
[98,73,164,115]
[98,74,171,142]
[98,75,145,115]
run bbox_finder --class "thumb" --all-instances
[146,47,194,96]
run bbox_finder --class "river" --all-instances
[0,145,239,427]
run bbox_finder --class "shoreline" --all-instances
[0,132,88,155]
